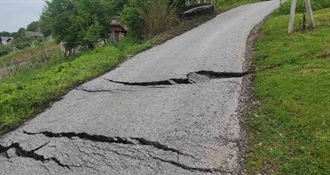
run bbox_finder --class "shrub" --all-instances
[120,0,179,39]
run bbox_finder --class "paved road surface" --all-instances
[0,1,279,174]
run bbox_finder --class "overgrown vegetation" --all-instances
[247,8,330,175]
[120,0,179,39]
[119,0,263,39]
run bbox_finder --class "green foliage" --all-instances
[112,0,129,15]
[277,0,330,15]
[27,21,39,32]
[115,35,153,55]
[14,28,27,38]
[27,21,51,37]
[10,37,34,50]
[247,8,330,174]
[0,31,12,37]
[169,0,186,13]
[0,44,11,57]
[41,0,115,50]
[214,0,262,12]
[120,0,178,39]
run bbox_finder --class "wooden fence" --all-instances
[0,44,61,80]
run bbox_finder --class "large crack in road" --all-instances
[105,70,249,86]
[23,131,195,158]
[0,131,230,173]
[0,142,70,169]
[0,1,279,174]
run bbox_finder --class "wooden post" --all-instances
[3,62,8,77]
[288,0,297,34]
[305,0,315,27]
[10,59,15,74]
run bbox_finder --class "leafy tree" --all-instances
[0,31,12,37]
[112,0,129,15]
[12,28,26,38]
[27,21,39,31]
[41,0,119,50]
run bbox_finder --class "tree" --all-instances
[12,28,26,38]
[0,31,12,37]
[41,0,117,50]
[27,21,39,31]
[112,0,129,15]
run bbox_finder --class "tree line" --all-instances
[40,0,191,50]
[1,0,205,56]
[0,21,51,57]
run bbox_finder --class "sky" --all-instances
[0,0,45,32]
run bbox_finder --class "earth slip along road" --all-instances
[0,1,279,175]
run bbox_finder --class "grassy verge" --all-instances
[0,40,56,66]
[214,0,262,12]
[247,8,330,174]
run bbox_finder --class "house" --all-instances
[109,20,127,43]
[0,37,14,45]
[24,31,44,39]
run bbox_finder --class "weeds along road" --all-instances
[0,1,279,174]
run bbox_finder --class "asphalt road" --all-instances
[0,1,279,174]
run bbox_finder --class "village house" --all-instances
[109,20,127,43]
[0,37,14,45]
[24,31,45,39]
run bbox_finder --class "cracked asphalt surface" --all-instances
[0,1,279,174]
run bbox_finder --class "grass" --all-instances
[0,38,152,135]
[214,0,263,12]
[247,8,330,174]
[0,40,56,66]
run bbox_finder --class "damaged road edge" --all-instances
[105,70,250,87]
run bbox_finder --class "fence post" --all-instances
[305,0,315,27]
[288,0,297,34]
[10,59,15,74]
[3,62,8,77]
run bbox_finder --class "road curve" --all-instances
[0,1,279,174]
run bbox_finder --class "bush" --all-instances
[0,45,11,57]
[120,0,179,39]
